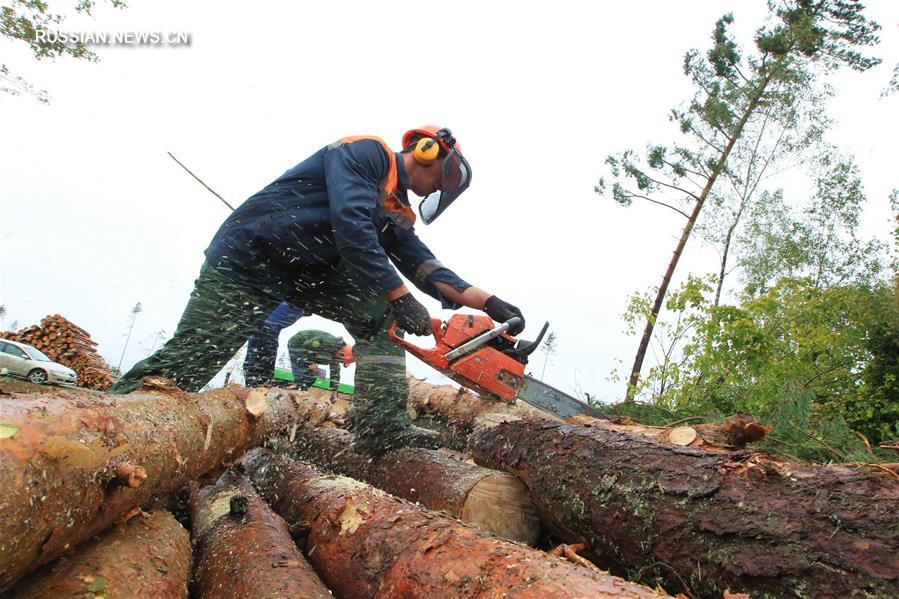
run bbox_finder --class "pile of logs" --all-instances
[0,314,116,390]
[1,376,896,598]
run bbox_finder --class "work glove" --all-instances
[390,293,432,336]
[484,295,525,336]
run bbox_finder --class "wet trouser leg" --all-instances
[244,301,305,387]
[109,263,279,394]
[298,273,411,452]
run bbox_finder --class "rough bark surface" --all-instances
[191,471,330,599]
[471,419,899,599]
[0,380,301,588]
[240,448,669,599]
[289,426,541,544]
[407,376,557,429]
[5,509,190,599]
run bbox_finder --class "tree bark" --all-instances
[289,426,541,544]
[407,377,770,452]
[407,376,558,430]
[0,379,302,588]
[6,509,191,599]
[240,448,669,599]
[191,471,330,599]
[470,419,899,599]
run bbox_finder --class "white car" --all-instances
[0,339,78,386]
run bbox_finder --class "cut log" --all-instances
[289,426,541,544]
[408,378,770,451]
[569,413,772,450]
[5,509,190,599]
[471,419,899,599]
[0,381,302,588]
[239,448,669,599]
[191,471,330,598]
[406,376,558,430]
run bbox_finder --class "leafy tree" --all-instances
[737,149,885,295]
[597,1,881,401]
[613,275,713,400]
[658,278,898,448]
[1,0,126,102]
[696,84,828,306]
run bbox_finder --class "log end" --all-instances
[461,473,541,545]
[244,389,268,418]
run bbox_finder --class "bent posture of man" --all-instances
[287,329,353,399]
[110,126,524,451]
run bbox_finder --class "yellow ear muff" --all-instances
[413,137,441,165]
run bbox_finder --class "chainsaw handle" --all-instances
[443,317,521,361]
[386,318,446,364]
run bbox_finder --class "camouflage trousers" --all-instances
[109,262,412,452]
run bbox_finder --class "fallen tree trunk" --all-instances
[240,448,668,599]
[471,419,899,599]
[5,509,190,599]
[405,376,559,447]
[289,426,541,544]
[0,379,302,589]
[191,471,330,599]
[408,379,769,451]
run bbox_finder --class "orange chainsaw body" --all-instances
[388,314,525,401]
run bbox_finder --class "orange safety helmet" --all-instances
[401,125,472,224]
[402,125,463,157]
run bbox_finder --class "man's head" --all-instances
[401,150,443,198]
[400,126,472,224]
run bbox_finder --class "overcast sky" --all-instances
[1,1,896,401]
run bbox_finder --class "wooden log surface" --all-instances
[240,448,670,599]
[408,378,770,451]
[471,419,899,599]
[191,471,330,599]
[4,509,190,599]
[289,426,541,544]
[0,379,302,589]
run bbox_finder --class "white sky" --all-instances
[1,1,896,401]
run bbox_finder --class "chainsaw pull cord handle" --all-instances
[443,316,522,361]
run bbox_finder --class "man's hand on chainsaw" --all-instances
[484,296,525,335]
[390,293,432,336]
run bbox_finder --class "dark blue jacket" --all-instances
[205,138,470,307]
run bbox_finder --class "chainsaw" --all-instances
[388,315,608,420]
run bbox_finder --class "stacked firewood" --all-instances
[0,377,896,598]
[0,314,116,390]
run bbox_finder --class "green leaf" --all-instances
[0,423,19,439]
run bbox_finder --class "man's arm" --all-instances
[386,230,526,334]
[432,282,490,310]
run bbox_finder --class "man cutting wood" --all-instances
[110,126,524,452]
[286,329,354,399]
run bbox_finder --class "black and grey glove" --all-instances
[390,293,432,336]
[484,295,525,336]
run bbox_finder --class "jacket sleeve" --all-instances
[385,228,472,309]
[323,139,404,294]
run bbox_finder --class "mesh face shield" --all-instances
[418,147,472,225]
